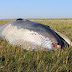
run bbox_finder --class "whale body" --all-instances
[0,18,71,50]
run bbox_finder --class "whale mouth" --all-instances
[52,43,61,50]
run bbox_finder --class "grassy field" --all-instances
[0,18,72,72]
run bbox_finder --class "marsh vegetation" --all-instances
[0,18,72,72]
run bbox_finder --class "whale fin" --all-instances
[54,30,72,46]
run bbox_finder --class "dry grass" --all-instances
[0,18,72,72]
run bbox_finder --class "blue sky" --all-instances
[0,0,72,19]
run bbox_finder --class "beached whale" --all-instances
[0,18,72,50]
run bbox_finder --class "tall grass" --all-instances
[0,18,72,72]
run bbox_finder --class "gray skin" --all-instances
[11,19,63,47]
[0,19,64,49]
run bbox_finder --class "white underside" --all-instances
[2,24,53,50]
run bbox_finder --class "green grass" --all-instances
[0,19,16,23]
[0,18,72,72]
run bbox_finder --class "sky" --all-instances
[0,0,72,19]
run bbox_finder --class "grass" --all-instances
[0,18,72,72]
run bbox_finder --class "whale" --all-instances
[0,18,71,50]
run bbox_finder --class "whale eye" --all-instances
[52,43,60,47]
[57,43,60,45]
[52,43,61,49]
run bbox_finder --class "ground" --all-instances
[0,18,72,72]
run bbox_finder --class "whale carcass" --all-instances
[0,18,71,50]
